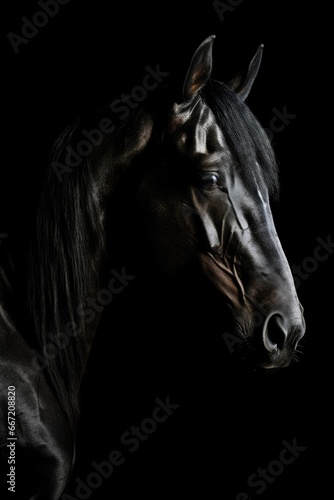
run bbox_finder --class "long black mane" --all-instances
[26,79,279,427]
[28,116,109,426]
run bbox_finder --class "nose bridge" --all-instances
[244,225,306,358]
[259,254,303,332]
[263,232,302,318]
[223,169,295,302]
[243,194,297,297]
[239,205,305,331]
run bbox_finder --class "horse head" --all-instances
[126,36,305,369]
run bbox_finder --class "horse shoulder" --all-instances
[0,318,74,498]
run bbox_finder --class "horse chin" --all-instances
[261,361,290,370]
[238,345,293,371]
[260,350,294,370]
[232,328,295,370]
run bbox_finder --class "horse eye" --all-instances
[199,172,220,189]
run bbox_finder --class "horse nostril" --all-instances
[263,313,287,353]
[289,326,305,349]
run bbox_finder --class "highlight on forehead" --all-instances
[201,79,280,199]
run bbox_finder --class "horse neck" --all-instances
[26,105,155,425]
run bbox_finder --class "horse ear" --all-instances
[227,44,264,101]
[182,35,216,104]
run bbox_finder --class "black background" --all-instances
[2,1,332,499]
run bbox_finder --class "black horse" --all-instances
[0,35,305,498]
